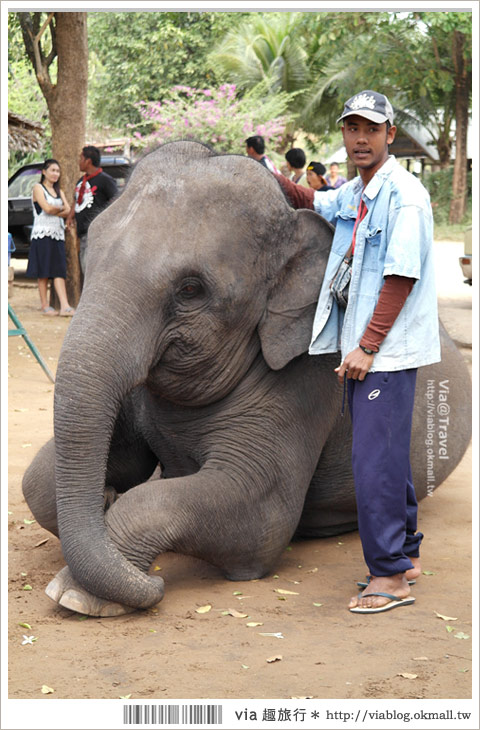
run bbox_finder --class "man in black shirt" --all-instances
[66,146,118,274]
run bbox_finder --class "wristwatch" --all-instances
[359,345,375,355]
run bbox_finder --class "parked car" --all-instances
[8,156,132,258]
[459,226,472,285]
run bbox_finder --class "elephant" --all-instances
[22,140,471,617]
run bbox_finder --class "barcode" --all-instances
[123,704,223,725]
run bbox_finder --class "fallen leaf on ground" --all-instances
[153,566,162,571]
[454,632,470,640]
[41,685,54,694]
[422,570,435,575]
[119,694,132,699]
[266,655,283,663]
[21,444,32,448]
[241,665,249,669]
[232,591,242,596]
[446,625,455,633]
[259,632,284,639]
[34,538,48,548]
[313,603,323,607]
[22,585,33,591]
[23,519,36,525]
[398,673,417,679]
[306,568,318,574]
[275,589,299,595]
[435,611,458,621]
[246,622,263,627]
[18,622,32,630]
[224,608,248,618]
[413,656,429,661]
[195,605,212,614]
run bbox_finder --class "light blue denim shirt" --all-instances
[309,155,441,371]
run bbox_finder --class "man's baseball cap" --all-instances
[306,161,326,177]
[337,90,394,125]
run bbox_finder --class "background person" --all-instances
[325,161,347,188]
[306,161,334,192]
[285,148,309,187]
[245,135,279,173]
[66,145,118,274]
[25,159,75,316]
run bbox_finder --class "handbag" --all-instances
[330,244,353,308]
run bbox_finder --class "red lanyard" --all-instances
[351,198,368,255]
[77,168,102,204]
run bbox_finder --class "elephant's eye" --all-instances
[177,279,204,300]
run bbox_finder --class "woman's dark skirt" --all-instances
[26,236,67,279]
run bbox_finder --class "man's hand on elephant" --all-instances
[335,347,375,383]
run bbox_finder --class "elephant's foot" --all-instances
[46,566,137,617]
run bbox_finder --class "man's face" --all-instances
[79,153,88,172]
[306,169,323,190]
[342,115,396,178]
[245,145,255,158]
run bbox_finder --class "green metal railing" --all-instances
[8,304,55,383]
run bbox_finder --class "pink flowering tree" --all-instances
[127,83,296,155]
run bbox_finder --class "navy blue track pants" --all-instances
[347,369,423,577]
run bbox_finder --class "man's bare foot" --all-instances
[348,573,411,611]
[405,556,421,582]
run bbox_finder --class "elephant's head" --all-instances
[54,141,334,608]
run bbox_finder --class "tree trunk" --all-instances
[449,31,470,224]
[436,129,452,169]
[346,157,357,180]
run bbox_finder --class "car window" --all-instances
[8,168,42,198]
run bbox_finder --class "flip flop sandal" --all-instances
[349,591,416,614]
[42,306,58,316]
[357,575,416,588]
[59,307,75,317]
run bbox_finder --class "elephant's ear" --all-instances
[258,209,333,370]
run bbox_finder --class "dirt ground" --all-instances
[6,268,473,702]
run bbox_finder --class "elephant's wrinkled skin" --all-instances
[23,141,471,616]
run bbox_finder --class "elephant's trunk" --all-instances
[54,294,164,609]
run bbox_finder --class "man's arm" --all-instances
[335,275,416,382]
[273,172,315,209]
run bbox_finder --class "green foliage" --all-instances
[8,57,49,126]
[424,167,472,226]
[87,11,247,129]
[209,12,309,95]
[129,82,295,155]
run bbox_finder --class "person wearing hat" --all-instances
[305,161,334,192]
[274,90,440,614]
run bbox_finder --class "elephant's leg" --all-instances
[22,438,59,536]
[22,403,159,538]
[49,465,308,616]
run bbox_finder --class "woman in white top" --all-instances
[26,159,75,316]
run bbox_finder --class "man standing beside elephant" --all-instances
[275,90,440,614]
